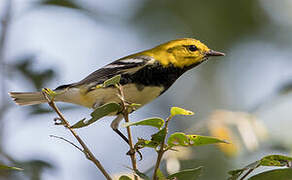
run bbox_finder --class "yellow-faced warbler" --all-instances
[9,38,224,143]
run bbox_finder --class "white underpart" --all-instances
[55,84,164,110]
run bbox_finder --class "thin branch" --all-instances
[49,135,83,153]
[42,92,112,180]
[116,84,139,180]
[152,116,171,180]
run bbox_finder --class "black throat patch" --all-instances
[120,61,202,94]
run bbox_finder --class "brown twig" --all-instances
[49,135,83,153]
[152,116,172,180]
[116,84,139,180]
[42,92,112,180]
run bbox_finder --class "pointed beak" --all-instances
[205,50,225,57]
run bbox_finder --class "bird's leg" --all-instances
[111,114,143,160]
[111,114,129,144]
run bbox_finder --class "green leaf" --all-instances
[170,107,194,117]
[103,75,121,87]
[260,155,292,167]
[0,164,23,171]
[134,138,160,150]
[134,169,150,180]
[151,128,167,144]
[122,117,165,129]
[167,167,203,180]
[119,175,133,180]
[71,103,121,128]
[167,132,227,147]
[249,168,292,180]
[134,128,167,150]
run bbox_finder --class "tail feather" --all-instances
[9,92,46,106]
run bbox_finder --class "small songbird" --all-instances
[9,38,224,142]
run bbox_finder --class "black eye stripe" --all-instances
[187,45,198,52]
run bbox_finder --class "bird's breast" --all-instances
[58,84,164,109]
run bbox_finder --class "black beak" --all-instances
[205,50,225,57]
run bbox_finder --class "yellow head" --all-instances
[141,38,225,68]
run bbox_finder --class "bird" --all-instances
[9,38,224,143]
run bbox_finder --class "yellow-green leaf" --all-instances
[122,117,165,129]
[170,107,194,117]
[167,132,227,147]
[103,75,121,87]
[167,167,202,180]
[71,103,121,128]
[0,164,23,171]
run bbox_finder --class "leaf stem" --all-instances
[49,135,83,153]
[42,92,112,180]
[152,116,172,180]
[116,84,139,180]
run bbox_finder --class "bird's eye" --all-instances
[188,45,198,52]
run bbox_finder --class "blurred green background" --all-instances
[0,0,291,179]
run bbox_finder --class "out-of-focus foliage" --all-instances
[279,81,292,95]
[207,110,268,156]
[40,0,81,9]
[12,57,58,115]
[249,168,292,180]
[17,159,54,180]
[14,56,55,90]
[167,166,202,180]
[132,0,268,48]
[0,158,54,180]
[228,154,292,180]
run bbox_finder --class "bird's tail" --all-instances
[9,92,46,106]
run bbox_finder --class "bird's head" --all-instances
[143,38,225,68]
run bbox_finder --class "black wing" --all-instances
[55,55,153,90]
